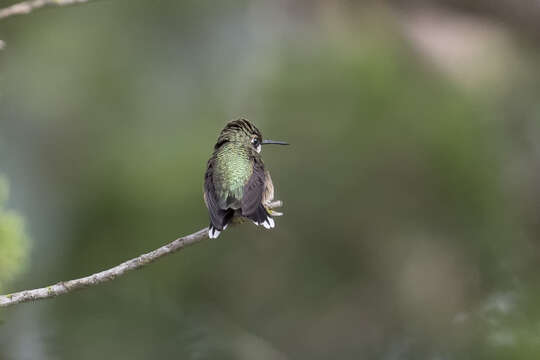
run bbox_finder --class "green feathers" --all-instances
[213,142,254,209]
[204,118,287,239]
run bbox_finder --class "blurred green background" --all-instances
[2,0,540,359]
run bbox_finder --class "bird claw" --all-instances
[268,209,283,217]
[265,200,283,217]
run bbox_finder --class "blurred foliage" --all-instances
[0,176,28,292]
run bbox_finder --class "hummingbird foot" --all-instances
[264,201,283,217]
[267,209,283,217]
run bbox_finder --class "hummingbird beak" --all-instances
[262,140,289,146]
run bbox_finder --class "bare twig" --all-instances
[0,0,97,48]
[0,0,92,20]
[0,200,283,308]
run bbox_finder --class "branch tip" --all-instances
[0,201,283,308]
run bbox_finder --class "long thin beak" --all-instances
[262,139,289,145]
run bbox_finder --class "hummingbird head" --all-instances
[215,118,288,153]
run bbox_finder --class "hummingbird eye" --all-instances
[251,137,260,146]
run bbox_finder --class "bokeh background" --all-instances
[2,0,540,359]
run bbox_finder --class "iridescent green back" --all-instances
[212,142,254,209]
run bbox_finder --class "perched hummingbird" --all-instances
[204,119,288,239]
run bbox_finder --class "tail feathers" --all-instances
[209,226,221,239]
[208,209,233,239]
[253,216,275,229]
[210,204,276,238]
[248,204,275,230]
[209,223,230,239]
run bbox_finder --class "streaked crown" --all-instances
[215,119,263,152]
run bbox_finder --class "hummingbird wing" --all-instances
[204,160,234,235]
[241,159,275,229]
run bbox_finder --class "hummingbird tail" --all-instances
[245,204,275,230]
[208,208,234,239]
[208,226,221,239]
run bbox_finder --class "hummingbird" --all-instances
[204,119,288,239]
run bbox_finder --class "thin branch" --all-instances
[0,0,92,20]
[0,200,283,308]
